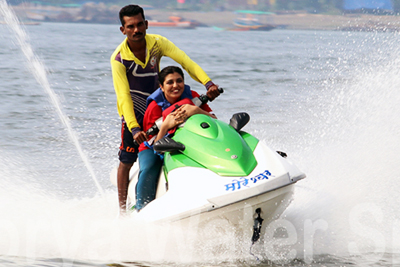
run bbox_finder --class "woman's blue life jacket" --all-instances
[146,84,193,111]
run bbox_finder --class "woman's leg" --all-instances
[135,149,163,211]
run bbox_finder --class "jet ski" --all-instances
[110,90,305,245]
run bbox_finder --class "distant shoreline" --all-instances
[147,10,400,31]
[8,4,400,32]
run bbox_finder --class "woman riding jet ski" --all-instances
[136,65,217,212]
[110,65,306,245]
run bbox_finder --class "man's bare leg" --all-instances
[117,161,133,216]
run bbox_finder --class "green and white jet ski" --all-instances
[110,91,305,244]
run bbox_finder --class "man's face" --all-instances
[120,14,148,43]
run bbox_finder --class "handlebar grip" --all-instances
[146,124,159,136]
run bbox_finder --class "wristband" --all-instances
[130,127,141,137]
[205,81,215,90]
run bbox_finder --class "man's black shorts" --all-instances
[118,118,139,164]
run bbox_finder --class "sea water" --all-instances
[1,9,400,267]
[0,1,103,196]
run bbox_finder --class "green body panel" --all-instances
[239,131,259,151]
[164,114,258,177]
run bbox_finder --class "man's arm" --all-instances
[111,54,141,132]
[159,36,220,100]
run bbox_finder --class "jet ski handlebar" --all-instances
[194,87,224,106]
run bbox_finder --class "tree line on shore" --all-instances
[7,0,400,14]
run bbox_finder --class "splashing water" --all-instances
[0,0,104,196]
[281,35,400,264]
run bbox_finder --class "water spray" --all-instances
[0,0,104,196]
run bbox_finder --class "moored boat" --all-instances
[148,16,196,29]
[233,10,276,31]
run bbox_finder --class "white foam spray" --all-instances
[279,34,400,264]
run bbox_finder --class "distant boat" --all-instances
[148,16,196,29]
[232,10,275,31]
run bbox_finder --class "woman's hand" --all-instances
[164,111,186,129]
[174,104,198,118]
[155,112,185,142]
[175,104,217,119]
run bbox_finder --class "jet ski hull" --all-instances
[110,112,306,244]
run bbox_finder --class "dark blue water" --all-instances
[1,12,400,267]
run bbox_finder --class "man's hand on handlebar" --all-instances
[206,84,221,101]
[133,131,148,145]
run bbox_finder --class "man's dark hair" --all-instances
[119,5,145,26]
[159,66,185,85]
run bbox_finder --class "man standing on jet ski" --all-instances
[110,5,220,216]
[136,66,217,211]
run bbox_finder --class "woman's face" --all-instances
[161,72,184,104]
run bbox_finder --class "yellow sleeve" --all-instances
[158,36,212,86]
[110,48,140,132]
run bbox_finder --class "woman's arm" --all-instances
[175,104,217,119]
[155,104,216,142]
[155,112,185,142]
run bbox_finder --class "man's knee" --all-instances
[119,161,133,173]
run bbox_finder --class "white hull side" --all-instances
[169,183,295,244]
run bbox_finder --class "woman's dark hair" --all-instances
[158,66,185,85]
[119,5,145,26]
